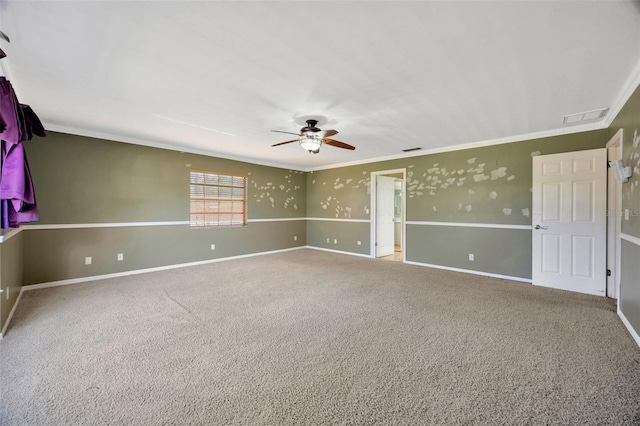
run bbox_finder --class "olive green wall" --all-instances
[306,221,370,256]
[608,84,640,339]
[609,85,640,239]
[3,94,636,337]
[27,132,307,224]
[306,129,608,279]
[20,128,606,290]
[619,240,640,332]
[6,127,615,282]
[19,131,307,286]
[406,225,531,278]
[0,232,23,335]
[23,221,305,285]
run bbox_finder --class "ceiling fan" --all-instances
[271,119,355,154]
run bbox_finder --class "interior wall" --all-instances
[4,101,633,334]
[21,128,605,288]
[0,232,23,335]
[620,240,640,332]
[306,220,370,255]
[22,221,306,285]
[306,130,608,279]
[21,131,307,285]
[608,84,640,339]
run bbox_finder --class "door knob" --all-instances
[534,225,548,230]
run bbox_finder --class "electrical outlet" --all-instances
[357,241,362,245]
[117,253,124,261]
[294,235,297,241]
[211,244,216,250]
[85,256,92,265]
[327,238,330,243]
[334,239,338,244]
[469,254,474,261]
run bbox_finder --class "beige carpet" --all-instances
[1,249,639,425]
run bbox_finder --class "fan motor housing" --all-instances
[302,119,320,135]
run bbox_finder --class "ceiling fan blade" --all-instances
[271,130,301,136]
[318,129,338,138]
[323,138,355,150]
[271,139,299,147]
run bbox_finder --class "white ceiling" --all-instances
[1,1,639,171]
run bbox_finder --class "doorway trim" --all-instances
[370,168,406,261]
[606,129,623,299]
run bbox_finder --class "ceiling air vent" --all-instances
[562,108,609,124]
[402,147,422,152]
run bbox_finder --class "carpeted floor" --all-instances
[1,249,639,425]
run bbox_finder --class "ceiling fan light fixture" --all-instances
[271,119,354,153]
[300,136,322,153]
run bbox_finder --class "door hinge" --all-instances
[607,269,612,276]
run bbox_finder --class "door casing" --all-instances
[606,129,623,299]
[370,168,406,260]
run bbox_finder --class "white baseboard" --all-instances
[304,247,532,283]
[404,260,533,283]
[618,308,640,348]
[305,245,372,258]
[8,246,637,352]
[23,246,306,291]
[2,247,307,337]
[0,286,25,339]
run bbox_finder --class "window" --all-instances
[189,169,247,227]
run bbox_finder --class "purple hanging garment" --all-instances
[1,143,38,227]
[21,104,46,139]
[0,48,5,59]
[0,107,5,133]
[0,77,44,228]
[0,77,24,144]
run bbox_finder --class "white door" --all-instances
[532,148,607,296]
[376,175,396,257]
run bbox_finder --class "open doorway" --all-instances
[606,129,623,299]
[371,169,405,262]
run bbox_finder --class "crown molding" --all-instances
[44,123,305,172]
[306,121,606,172]
[307,56,640,173]
[603,56,640,128]
[12,54,640,175]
